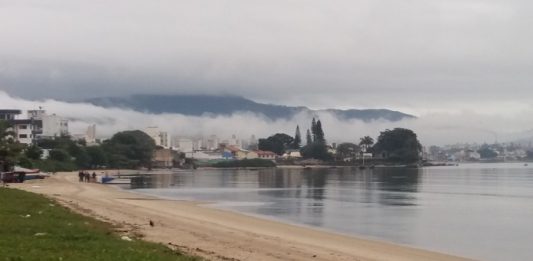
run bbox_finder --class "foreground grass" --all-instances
[0,188,200,261]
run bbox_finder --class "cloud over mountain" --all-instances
[1,0,532,113]
[2,91,533,146]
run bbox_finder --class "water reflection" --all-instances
[129,164,533,261]
[374,168,420,206]
[131,167,421,207]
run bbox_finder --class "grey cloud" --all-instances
[1,91,532,146]
[0,0,533,112]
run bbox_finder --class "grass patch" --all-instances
[0,188,200,261]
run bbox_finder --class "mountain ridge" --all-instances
[85,94,415,122]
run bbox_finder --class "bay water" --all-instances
[128,163,533,261]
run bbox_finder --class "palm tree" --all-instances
[359,136,374,152]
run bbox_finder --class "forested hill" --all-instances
[85,94,415,122]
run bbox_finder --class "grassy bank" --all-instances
[0,188,200,261]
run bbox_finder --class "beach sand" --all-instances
[12,172,476,261]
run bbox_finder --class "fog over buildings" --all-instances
[1,91,533,147]
[1,1,533,144]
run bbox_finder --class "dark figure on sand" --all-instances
[78,171,84,182]
[92,172,97,183]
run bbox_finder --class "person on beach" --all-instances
[78,171,84,182]
[84,172,90,182]
[91,172,97,183]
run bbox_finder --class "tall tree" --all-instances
[300,118,331,161]
[315,120,325,143]
[292,125,302,149]
[311,117,317,142]
[359,136,374,152]
[306,129,312,145]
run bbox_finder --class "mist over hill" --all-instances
[85,94,415,122]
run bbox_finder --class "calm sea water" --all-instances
[128,163,533,261]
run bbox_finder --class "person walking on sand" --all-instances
[91,172,97,183]
[78,171,84,182]
[84,172,90,182]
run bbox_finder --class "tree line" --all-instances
[258,118,422,163]
[0,120,156,172]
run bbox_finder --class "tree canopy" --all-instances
[373,128,421,163]
[102,130,156,169]
[336,142,359,160]
[359,136,374,152]
[305,129,312,145]
[300,118,331,161]
[291,125,302,149]
[478,145,498,159]
[24,145,42,160]
[0,120,24,172]
[258,133,294,155]
[314,120,325,143]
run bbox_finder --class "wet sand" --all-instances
[12,172,476,261]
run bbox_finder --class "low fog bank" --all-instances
[1,91,531,146]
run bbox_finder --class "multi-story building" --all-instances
[206,135,219,150]
[12,119,41,144]
[28,109,68,138]
[177,138,194,156]
[0,109,21,121]
[85,124,97,144]
[1,109,43,145]
[144,126,169,148]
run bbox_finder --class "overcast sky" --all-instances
[1,0,533,115]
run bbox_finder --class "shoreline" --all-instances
[12,172,476,261]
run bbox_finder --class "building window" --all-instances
[19,125,28,129]
[19,134,28,139]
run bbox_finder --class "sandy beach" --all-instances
[12,172,476,261]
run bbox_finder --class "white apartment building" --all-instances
[177,138,194,153]
[85,124,97,144]
[144,126,169,148]
[228,134,241,148]
[206,135,219,150]
[12,120,38,144]
[2,109,69,144]
[28,109,69,138]
[1,109,42,145]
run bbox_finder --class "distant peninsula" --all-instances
[85,94,415,122]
